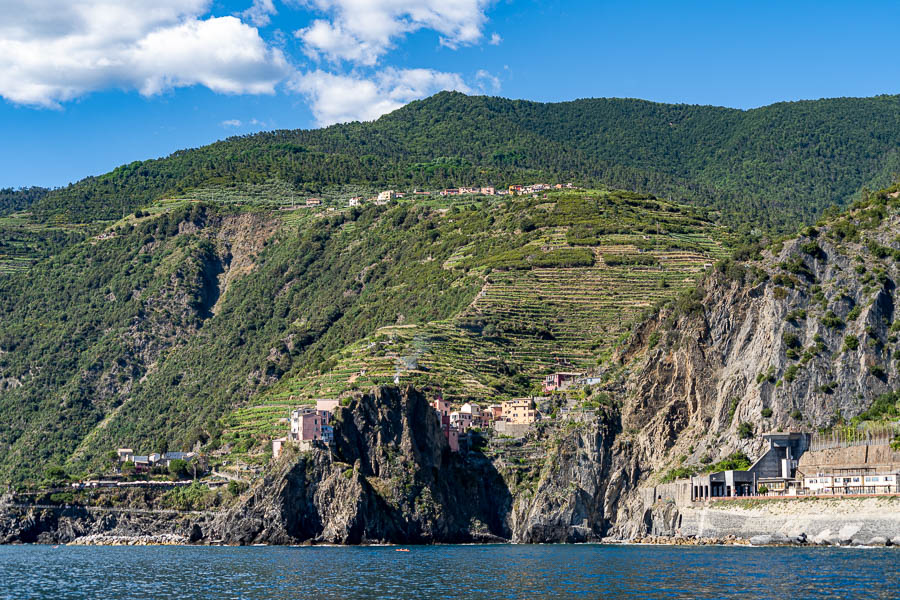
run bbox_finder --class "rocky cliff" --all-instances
[0,494,212,545]
[604,190,900,536]
[212,386,633,544]
[211,386,512,544]
[8,192,900,546]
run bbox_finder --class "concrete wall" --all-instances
[675,497,900,544]
[749,447,783,478]
[493,422,532,438]
[638,481,693,508]
[799,444,900,474]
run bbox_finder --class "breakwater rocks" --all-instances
[68,533,189,546]
[621,531,900,547]
[620,534,749,546]
[0,502,211,545]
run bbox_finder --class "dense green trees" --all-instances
[0,187,48,215]
[27,92,900,233]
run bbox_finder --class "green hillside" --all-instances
[4,91,900,484]
[0,187,726,482]
[29,93,900,233]
[219,190,727,450]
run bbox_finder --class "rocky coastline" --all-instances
[5,384,900,548]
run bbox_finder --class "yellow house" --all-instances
[501,399,537,424]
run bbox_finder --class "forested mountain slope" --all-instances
[0,188,47,216]
[0,189,725,483]
[30,92,900,233]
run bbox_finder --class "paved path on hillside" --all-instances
[7,503,218,517]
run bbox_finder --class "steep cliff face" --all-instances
[604,195,900,535]
[507,413,638,542]
[214,388,635,545]
[0,493,211,545]
[212,386,512,544]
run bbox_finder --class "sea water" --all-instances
[1,543,897,599]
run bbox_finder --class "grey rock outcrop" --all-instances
[211,386,512,544]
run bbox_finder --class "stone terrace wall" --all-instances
[799,444,900,474]
[676,497,900,545]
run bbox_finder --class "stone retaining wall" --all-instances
[798,444,900,474]
[675,497,900,545]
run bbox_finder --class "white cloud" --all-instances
[0,0,290,107]
[296,0,493,65]
[291,67,471,125]
[475,69,500,94]
[489,32,502,45]
[222,117,271,129]
[241,0,277,27]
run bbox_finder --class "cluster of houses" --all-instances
[431,397,539,452]
[271,399,340,458]
[343,183,578,207]
[542,371,603,393]
[439,183,576,197]
[689,431,900,500]
[272,396,542,457]
[116,448,199,474]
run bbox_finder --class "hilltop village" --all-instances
[302,182,579,210]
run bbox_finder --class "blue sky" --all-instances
[1,0,898,189]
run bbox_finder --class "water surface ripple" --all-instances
[1,544,896,599]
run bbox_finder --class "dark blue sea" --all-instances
[1,543,897,599]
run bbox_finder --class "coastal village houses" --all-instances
[116,448,198,473]
[500,399,537,425]
[429,396,545,452]
[272,399,339,458]
[543,372,583,393]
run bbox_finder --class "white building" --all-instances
[803,472,899,494]
[450,411,473,431]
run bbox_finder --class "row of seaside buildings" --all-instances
[688,431,900,500]
[271,396,542,457]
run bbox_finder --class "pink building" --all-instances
[432,398,451,421]
[450,411,473,431]
[432,398,460,452]
[290,407,328,442]
[542,372,582,392]
[448,426,460,452]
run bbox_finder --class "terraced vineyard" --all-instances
[219,190,730,445]
[0,213,89,274]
